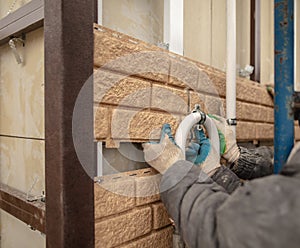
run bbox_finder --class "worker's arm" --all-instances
[160,160,229,247]
[161,160,300,248]
[210,114,273,180]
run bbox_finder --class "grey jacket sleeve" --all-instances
[160,160,300,248]
[160,161,230,248]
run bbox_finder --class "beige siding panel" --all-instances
[236,0,251,71]
[102,0,164,45]
[0,136,45,195]
[0,210,46,248]
[0,0,32,19]
[0,28,44,139]
[211,0,227,71]
[184,0,212,65]
[260,0,274,84]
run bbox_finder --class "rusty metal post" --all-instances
[274,0,295,173]
[44,0,95,247]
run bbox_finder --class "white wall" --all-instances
[102,0,164,45]
[184,0,251,73]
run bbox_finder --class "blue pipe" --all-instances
[274,0,295,174]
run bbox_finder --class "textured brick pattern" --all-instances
[96,75,152,108]
[236,122,256,141]
[120,226,173,248]
[110,109,182,141]
[93,24,291,145]
[152,203,172,229]
[92,24,300,248]
[95,207,152,247]
[189,91,206,111]
[94,178,135,219]
[94,168,173,248]
[256,123,274,140]
[135,175,161,206]
[94,106,109,139]
[94,26,169,84]
[151,84,188,114]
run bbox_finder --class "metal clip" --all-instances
[227,118,237,126]
[157,42,169,50]
[196,124,203,131]
[192,104,206,125]
[192,104,201,112]
[8,35,25,64]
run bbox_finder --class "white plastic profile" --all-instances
[226,0,237,137]
[164,0,184,55]
[175,112,220,160]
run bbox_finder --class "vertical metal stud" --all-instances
[44,0,95,247]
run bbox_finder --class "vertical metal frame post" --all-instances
[274,0,295,173]
[44,0,95,247]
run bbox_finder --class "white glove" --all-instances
[209,114,240,164]
[143,124,184,174]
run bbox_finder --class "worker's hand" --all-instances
[186,127,221,176]
[209,114,240,164]
[143,124,184,174]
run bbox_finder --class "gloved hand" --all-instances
[143,124,184,174]
[186,126,210,165]
[185,126,221,176]
[208,114,240,164]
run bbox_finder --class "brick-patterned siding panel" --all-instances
[94,178,135,219]
[189,91,207,112]
[135,175,161,206]
[151,84,188,114]
[94,106,109,140]
[95,207,152,247]
[256,123,274,140]
[236,122,257,141]
[94,26,169,84]
[95,75,152,108]
[110,109,182,141]
[119,226,173,248]
[205,95,225,116]
[93,24,281,143]
[152,203,172,229]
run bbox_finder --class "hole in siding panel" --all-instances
[101,143,149,176]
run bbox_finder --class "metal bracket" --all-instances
[227,118,237,126]
[26,177,45,202]
[8,34,26,64]
[157,41,169,50]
